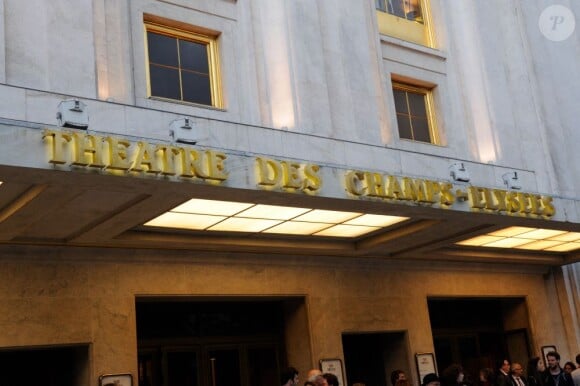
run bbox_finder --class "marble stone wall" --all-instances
[0,247,576,385]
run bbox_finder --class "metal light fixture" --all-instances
[502,171,521,190]
[57,99,89,129]
[449,162,470,182]
[169,117,198,144]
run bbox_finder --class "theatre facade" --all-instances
[0,1,579,386]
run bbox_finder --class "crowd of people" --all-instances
[280,367,340,386]
[409,351,580,386]
[280,351,580,386]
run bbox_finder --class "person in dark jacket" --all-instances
[542,351,574,386]
[509,362,527,386]
[497,359,512,386]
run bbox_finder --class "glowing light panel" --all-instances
[457,226,580,253]
[172,199,253,216]
[145,212,224,230]
[238,205,310,220]
[144,199,408,238]
[263,221,332,235]
[315,225,380,238]
[208,217,282,232]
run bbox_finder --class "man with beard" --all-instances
[542,351,574,386]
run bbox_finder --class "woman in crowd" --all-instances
[527,356,545,386]
[563,362,576,375]
[442,364,468,386]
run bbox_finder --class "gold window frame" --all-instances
[144,18,223,108]
[376,0,435,47]
[392,82,439,144]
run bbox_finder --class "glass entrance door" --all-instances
[165,349,201,386]
[207,347,241,386]
[136,299,287,386]
[139,344,279,386]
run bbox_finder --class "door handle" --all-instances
[210,357,217,386]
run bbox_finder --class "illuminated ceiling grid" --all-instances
[456,226,580,252]
[144,198,410,237]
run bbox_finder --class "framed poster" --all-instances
[99,373,133,386]
[541,346,557,365]
[416,352,437,383]
[320,358,346,386]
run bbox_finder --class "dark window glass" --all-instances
[389,0,406,18]
[147,28,215,106]
[408,92,427,117]
[375,0,387,12]
[393,89,408,113]
[147,32,179,67]
[0,345,89,386]
[411,117,430,142]
[393,85,433,143]
[166,351,199,386]
[180,40,209,73]
[396,113,413,140]
[182,71,212,105]
[247,347,279,386]
[208,349,241,386]
[149,65,181,100]
[377,0,423,23]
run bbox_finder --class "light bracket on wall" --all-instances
[449,162,470,182]
[502,171,521,190]
[169,117,197,145]
[57,99,89,129]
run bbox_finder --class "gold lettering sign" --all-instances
[345,170,554,218]
[43,129,228,183]
[255,157,321,194]
[42,129,555,218]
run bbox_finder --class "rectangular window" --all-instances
[392,82,438,144]
[376,0,423,23]
[375,0,433,47]
[145,21,222,108]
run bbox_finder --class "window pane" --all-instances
[182,71,212,105]
[147,32,179,67]
[375,0,387,12]
[248,347,279,386]
[411,117,431,142]
[393,89,408,113]
[407,92,427,117]
[208,349,241,386]
[404,0,423,23]
[179,40,209,73]
[166,351,199,386]
[149,65,181,100]
[388,0,406,18]
[397,113,413,140]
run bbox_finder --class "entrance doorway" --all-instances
[136,297,302,386]
[342,331,410,386]
[0,344,89,386]
[428,298,531,383]
[139,343,279,386]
